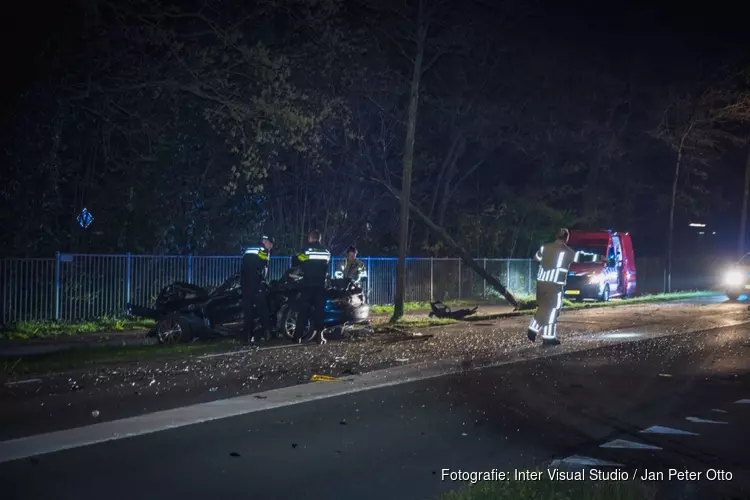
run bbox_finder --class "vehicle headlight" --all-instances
[588,274,603,284]
[724,270,744,286]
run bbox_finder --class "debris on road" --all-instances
[4,378,42,387]
[91,410,100,418]
[311,374,341,382]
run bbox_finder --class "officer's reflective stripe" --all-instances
[244,247,269,260]
[556,251,565,269]
[305,251,330,261]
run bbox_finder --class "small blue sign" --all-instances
[77,208,94,228]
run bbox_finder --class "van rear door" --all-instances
[618,233,636,297]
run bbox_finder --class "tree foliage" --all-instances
[2,0,749,260]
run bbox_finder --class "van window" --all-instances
[574,246,606,263]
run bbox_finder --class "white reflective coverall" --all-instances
[529,240,578,340]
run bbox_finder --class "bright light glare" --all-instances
[689,223,706,228]
[724,269,744,286]
[601,333,643,339]
[588,274,603,284]
[580,332,644,341]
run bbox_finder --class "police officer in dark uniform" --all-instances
[241,235,274,344]
[293,230,331,344]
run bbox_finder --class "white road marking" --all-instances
[711,409,728,413]
[600,439,662,450]
[4,379,43,387]
[0,316,746,464]
[640,425,699,436]
[549,455,623,468]
[685,416,727,424]
[734,399,750,404]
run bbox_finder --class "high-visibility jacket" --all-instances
[241,245,270,285]
[535,241,578,286]
[342,259,366,281]
[295,245,331,286]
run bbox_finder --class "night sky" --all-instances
[1,0,749,258]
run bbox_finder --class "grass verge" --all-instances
[2,340,238,377]
[370,299,505,315]
[439,474,655,500]
[1,316,156,341]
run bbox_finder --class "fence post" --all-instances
[483,259,487,298]
[458,259,462,299]
[527,259,532,295]
[125,253,132,305]
[187,254,193,284]
[55,252,61,321]
[506,259,511,294]
[366,257,372,303]
[430,257,434,301]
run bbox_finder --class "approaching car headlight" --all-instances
[724,269,744,286]
[588,274,603,284]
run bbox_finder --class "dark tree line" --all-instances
[2,0,750,265]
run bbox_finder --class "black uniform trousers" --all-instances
[294,286,326,340]
[242,280,272,341]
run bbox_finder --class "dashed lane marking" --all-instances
[734,399,750,404]
[640,425,699,436]
[711,409,729,413]
[685,416,728,424]
[549,455,624,468]
[600,439,662,450]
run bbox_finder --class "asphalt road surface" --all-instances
[2,296,750,499]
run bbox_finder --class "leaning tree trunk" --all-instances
[738,146,750,258]
[392,1,427,323]
[383,183,520,308]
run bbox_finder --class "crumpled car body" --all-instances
[127,269,370,344]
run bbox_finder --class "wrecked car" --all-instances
[127,268,370,344]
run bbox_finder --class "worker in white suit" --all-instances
[528,228,578,345]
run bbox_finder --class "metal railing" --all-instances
[0,253,719,324]
[0,254,541,324]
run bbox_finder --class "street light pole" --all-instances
[738,147,750,259]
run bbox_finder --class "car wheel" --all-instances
[727,291,740,301]
[599,285,610,303]
[155,313,193,344]
[278,304,313,340]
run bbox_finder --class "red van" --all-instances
[564,230,637,301]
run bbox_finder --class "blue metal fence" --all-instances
[0,253,719,324]
[0,254,540,324]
